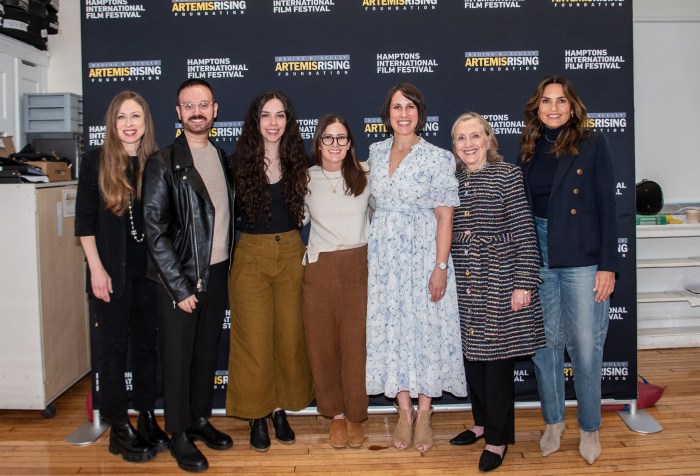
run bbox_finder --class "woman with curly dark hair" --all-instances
[226,91,314,452]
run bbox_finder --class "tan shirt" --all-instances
[191,143,230,265]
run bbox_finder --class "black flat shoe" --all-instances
[108,421,157,462]
[250,418,271,452]
[137,410,170,452]
[171,432,208,473]
[187,417,233,450]
[450,429,485,446]
[479,445,508,472]
[270,410,295,444]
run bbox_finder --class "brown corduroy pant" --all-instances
[226,231,314,419]
[303,245,369,422]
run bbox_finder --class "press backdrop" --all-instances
[81,0,636,410]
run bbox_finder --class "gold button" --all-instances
[573,188,580,194]
[466,270,471,276]
[577,168,583,175]
[175,165,181,170]
[183,176,187,180]
[469,327,475,336]
[570,209,577,215]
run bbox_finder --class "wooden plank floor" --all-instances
[1,348,698,475]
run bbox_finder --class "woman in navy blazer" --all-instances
[518,76,618,465]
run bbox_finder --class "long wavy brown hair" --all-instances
[234,91,308,228]
[311,114,367,197]
[519,75,589,163]
[99,91,157,215]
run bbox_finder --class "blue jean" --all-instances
[532,217,610,432]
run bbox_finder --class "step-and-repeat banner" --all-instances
[81,1,636,410]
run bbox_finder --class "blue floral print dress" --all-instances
[365,137,467,399]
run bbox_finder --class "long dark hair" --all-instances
[234,91,308,228]
[100,91,157,215]
[311,114,367,197]
[520,75,589,163]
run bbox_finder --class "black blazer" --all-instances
[75,147,132,299]
[519,131,619,272]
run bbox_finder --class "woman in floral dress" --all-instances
[365,83,467,453]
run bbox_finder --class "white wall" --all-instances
[633,0,700,203]
[34,1,700,203]
[46,1,81,95]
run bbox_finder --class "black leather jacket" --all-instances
[143,134,235,304]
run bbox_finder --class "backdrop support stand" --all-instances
[65,409,108,446]
[617,400,663,434]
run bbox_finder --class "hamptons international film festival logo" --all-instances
[171,0,247,16]
[464,0,525,8]
[464,50,539,72]
[482,113,524,135]
[376,52,438,74]
[87,60,162,83]
[564,49,626,70]
[275,54,350,77]
[563,362,629,381]
[610,302,628,321]
[552,0,625,8]
[362,0,438,11]
[363,116,440,139]
[175,121,244,143]
[273,0,336,13]
[214,370,228,390]
[85,0,145,19]
[187,57,248,79]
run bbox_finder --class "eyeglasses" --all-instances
[178,101,214,111]
[320,135,349,146]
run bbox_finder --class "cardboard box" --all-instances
[0,136,16,158]
[26,161,71,182]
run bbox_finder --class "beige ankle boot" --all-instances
[579,429,601,464]
[540,421,566,456]
[392,407,415,450]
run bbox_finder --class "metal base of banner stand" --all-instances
[618,401,663,434]
[65,410,109,446]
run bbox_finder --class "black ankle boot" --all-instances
[108,421,157,462]
[171,431,208,472]
[187,417,233,450]
[270,410,295,444]
[249,418,271,452]
[137,410,170,452]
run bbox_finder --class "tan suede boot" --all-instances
[413,407,433,453]
[540,421,566,456]
[346,420,364,448]
[329,419,347,449]
[392,407,415,450]
[579,429,601,464]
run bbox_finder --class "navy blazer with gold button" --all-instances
[519,131,618,273]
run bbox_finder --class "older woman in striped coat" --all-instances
[448,112,545,473]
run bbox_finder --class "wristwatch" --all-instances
[436,262,448,270]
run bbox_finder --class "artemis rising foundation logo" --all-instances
[87,60,161,83]
[171,0,247,16]
[275,55,350,77]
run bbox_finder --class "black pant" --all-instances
[465,358,515,446]
[157,261,228,433]
[94,267,158,424]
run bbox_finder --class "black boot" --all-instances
[171,431,208,472]
[137,411,170,452]
[249,418,271,452]
[187,417,233,450]
[270,410,295,444]
[108,421,157,462]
